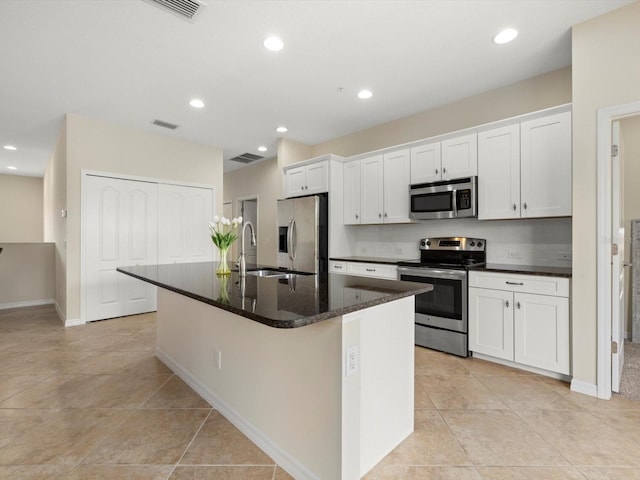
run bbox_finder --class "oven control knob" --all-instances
[470,241,476,247]
[426,241,431,247]
[477,241,483,248]
[420,240,426,247]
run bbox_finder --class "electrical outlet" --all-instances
[346,346,359,377]
[393,247,404,255]
[507,250,522,260]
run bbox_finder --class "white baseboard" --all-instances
[471,352,571,382]
[155,347,319,480]
[64,317,85,327]
[0,299,54,310]
[570,379,599,398]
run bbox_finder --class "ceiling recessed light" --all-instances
[7,166,17,170]
[263,36,284,52]
[3,145,17,151]
[257,146,267,152]
[493,28,518,45]
[358,89,373,100]
[275,126,288,133]
[189,98,205,108]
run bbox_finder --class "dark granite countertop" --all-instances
[117,262,431,329]
[479,263,572,278]
[330,256,415,265]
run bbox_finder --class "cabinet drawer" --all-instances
[329,261,347,274]
[469,271,569,297]
[347,262,397,280]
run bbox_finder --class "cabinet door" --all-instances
[478,124,520,220]
[514,293,570,374]
[468,287,514,360]
[520,111,572,218]
[305,161,329,195]
[284,165,307,198]
[360,155,384,224]
[383,149,411,223]
[343,160,361,225]
[410,142,441,184]
[441,133,478,180]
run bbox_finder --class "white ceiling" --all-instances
[0,0,634,177]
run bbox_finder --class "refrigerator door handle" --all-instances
[287,219,296,261]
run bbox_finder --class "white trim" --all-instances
[471,352,571,382]
[0,299,54,310]
[64,317,85,328]
[155,347,319,480]
[596,100,640,400]
[570,379,598,398]
[54,301,66,324]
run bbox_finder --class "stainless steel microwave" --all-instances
[409,176,477,220]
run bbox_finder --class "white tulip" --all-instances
[212,215,220,224]
[237,216,243,224]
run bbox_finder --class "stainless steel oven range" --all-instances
[397,237,486,357]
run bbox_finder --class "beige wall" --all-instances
[0,174,43,242]
[622,116,640,335]
[312,67,571,158]
[224,157,280,265]
[0,243,55,307]
[572,0,640,386]
[46,114,224,323]
[44,118,68,319]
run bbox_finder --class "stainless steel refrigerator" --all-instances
[277,193,328,273]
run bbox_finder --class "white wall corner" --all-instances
[570,378,599,398]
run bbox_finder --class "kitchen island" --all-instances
[118,262,431,480]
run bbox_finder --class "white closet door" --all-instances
[85,175,158,321]
[158,184,214,264]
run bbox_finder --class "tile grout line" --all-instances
[167,407,214,478]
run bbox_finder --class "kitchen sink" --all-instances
[246,269,296,279]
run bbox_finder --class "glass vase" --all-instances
[216,246,231,276]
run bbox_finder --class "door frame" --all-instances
[80,169,215,325]
[596,101,640,399]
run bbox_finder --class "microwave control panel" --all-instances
[457,189,472,210]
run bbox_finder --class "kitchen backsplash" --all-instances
[350,217,572,267]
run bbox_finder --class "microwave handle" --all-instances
[451,188,457,215]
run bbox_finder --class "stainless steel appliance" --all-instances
[409,176,477,220]
[277,193,328,273]
[397,237,486,357]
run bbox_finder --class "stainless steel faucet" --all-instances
[238,221,256,277]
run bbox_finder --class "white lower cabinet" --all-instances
[468,271,570,376]
[329,260,397,280]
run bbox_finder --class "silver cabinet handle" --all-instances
[523,202,528,210]
[443,167,446,174]
[513,204,517,211]
[506,281,524,286]
[384,212,388,218]
[435,168,439,174]
[505,300,510,308]
[355,213,359,219]
[366,268,376,272]
[334,265,343,269]
[378,213,382,218]
[624,262,633,267]
[517,302,521,309]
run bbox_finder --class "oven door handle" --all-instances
[451,188,457,216]
[397,267,467,280]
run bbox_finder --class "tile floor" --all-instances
[1,305,640,480]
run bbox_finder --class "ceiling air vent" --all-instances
[151,119,179,130]
[142,0,207,23]
[229,153,264,164]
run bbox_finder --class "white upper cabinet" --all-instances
[478,124,521,219]
[360,155,385,224]
[410,142,441,184]
[410,134,477,184]
[343,159,361,225]
[441,133,478,180]
[284,160,329,198]
[520,111,572,218]
[478,110,572,220]
[344,149,411,225]
[383,149,411,223]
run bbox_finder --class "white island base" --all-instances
[155,288,415,480]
